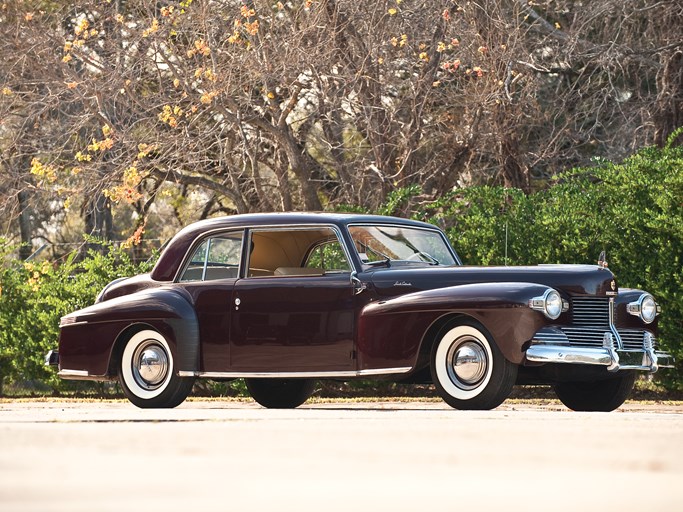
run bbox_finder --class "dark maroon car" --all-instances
[47,213,673,410]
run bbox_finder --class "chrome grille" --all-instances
[571,297,609,327]
[532,297,652,351]
[619,329,656,350]
[560,327,608,346]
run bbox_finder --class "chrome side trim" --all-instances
[58,369,115,382]
[178,367,413,379]
[59,320,89,328]
[59,369,89,377]
[526,345,674,372]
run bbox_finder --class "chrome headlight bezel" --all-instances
[529,289,566,320]
[627,293,659,324]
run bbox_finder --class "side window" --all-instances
[180,240,208,282]
[179,232,243,282]
[248,227,350,277]
[305,241,351,272]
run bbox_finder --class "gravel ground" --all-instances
[1,399,682,512]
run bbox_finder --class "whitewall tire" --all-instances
[119,329,194,408]
[431,320,517,410]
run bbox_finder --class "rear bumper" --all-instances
[45,349,109,380]
[45,350,59,367]
[526,344,674,373]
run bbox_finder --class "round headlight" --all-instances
[544,290,563,320]
[640,294,657,324]
[627,293,659,324]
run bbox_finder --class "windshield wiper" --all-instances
[417,251,440,265]
[365,257,391,268]
[403,250,440,265]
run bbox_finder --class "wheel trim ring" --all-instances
[131,341,169,390]
[446,338,488,390]
[434,326,495,400]
[121,331,174,400]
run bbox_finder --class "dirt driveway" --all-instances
[1,399,682,512]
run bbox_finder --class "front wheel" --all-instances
[245,378,315,408]
[430,321,517,410]
[553,371,637,412]
[119,329,194,408]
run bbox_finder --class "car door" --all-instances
[177,230,244,373]
[230,227,356,372]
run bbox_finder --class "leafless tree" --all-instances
[0,0,680,255]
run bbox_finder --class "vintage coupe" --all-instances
[48,213,673,410]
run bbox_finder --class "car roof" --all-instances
[176,212,436,230]
[151,212,441,281]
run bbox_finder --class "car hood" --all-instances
[367,264,616,298]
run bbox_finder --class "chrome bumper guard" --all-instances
[526,341,674,373]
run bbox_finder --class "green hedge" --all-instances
[0,243,154,393]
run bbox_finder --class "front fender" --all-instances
[613,288,659,333]
[358,282,557,369]
[58,287,199,377]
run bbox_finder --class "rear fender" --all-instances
[59,287,199,377]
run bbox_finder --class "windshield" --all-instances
[348,225,458,266]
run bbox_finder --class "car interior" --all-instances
[248,227,347,277]
[179,227,352,281]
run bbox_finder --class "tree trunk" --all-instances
[654,50,683,147]
[84,192,113,252]
[17,190,32,260]
[500,136,530,193]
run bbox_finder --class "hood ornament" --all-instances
[597,251,608,269]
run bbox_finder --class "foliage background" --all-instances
[0,136,681,394]
[0,242,154,394]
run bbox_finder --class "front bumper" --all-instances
[526,344,674,372]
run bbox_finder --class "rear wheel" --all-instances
[245,378,315,408]
[119,329,194,409]
[553,371,637,412]
[430,321,517,410]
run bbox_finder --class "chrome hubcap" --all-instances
[132,341,169,390]
[447,338,488,390]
